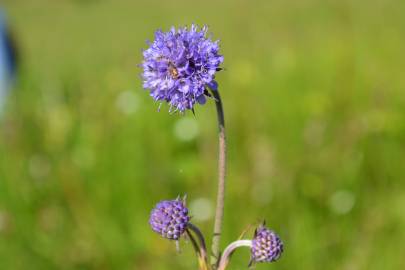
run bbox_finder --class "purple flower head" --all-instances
[142,24,223,112]
[149,198,190,240]
[251,225,283,263]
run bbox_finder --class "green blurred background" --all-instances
[1,0,405,269]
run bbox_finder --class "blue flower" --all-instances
[251,225,284,263]
[149,198,190,240]
[141,25,223,112]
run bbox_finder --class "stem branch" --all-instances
[217,240,252,270]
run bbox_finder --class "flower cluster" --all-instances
[251,225,284,263]
[143,25,284,270]
[149,198,190,240]
[150,198,284,267]
[141,25,223,112]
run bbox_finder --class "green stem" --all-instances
[188,223,208,261]
[210,89,226,268]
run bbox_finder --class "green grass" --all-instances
[1,0,405,269]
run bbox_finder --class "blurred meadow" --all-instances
[1,0,405,269]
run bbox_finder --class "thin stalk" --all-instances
[186,229,201,256]
[217,240,252,270]
[210,89,226,267]
[186,229,209,270]
[188,223,208,262]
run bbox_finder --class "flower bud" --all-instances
[149,198,190,240]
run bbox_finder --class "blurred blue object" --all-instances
[0,10,17,113]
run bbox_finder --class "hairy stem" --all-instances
[217,240,252,270]
[210,89,226,267]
